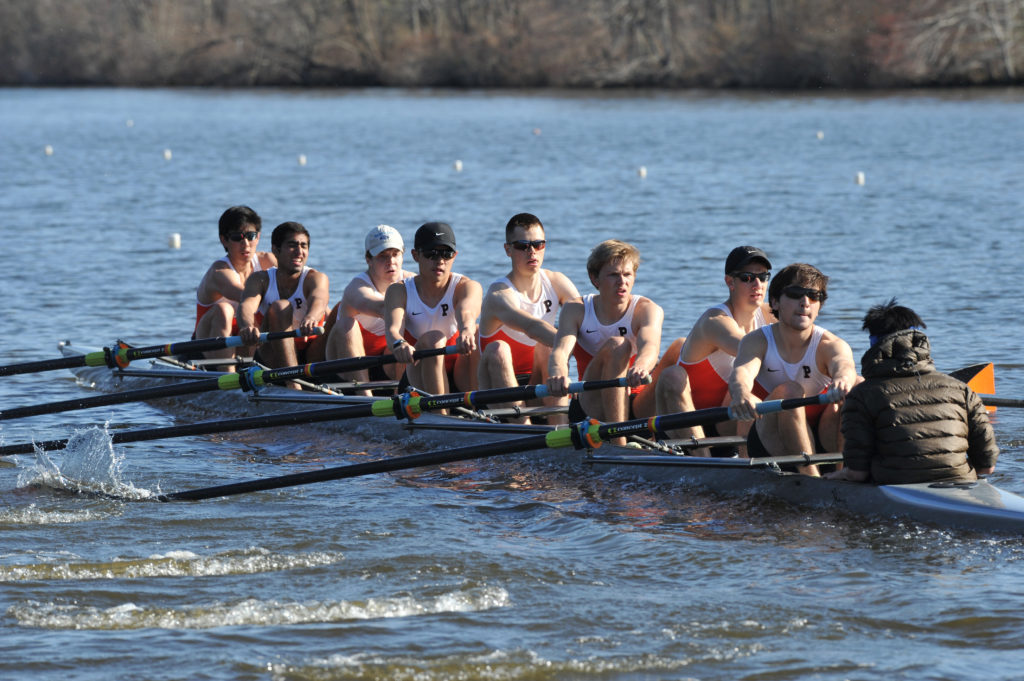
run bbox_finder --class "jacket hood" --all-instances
[860,328,934,378]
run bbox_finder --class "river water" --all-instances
[1,88,1023,680]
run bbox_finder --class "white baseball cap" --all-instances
[364,224,404,256]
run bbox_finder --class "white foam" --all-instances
[9,585,510,630]
[19,426,154,500]
[0,547,343,582]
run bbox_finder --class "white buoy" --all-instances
[163,149,173,161]
[168,233,181,249]
[126,119,134,128]
[855,171,865,185]
[816,130,825,140]
[637,166,647,178]
[298,154,307,166]
[44,145,54,156]
[453,159,463,172]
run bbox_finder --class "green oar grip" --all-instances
[545,429,575,449]
[83,351,109,367]
[217,374,242,391]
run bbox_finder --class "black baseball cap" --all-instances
[725,246,771,274]
[414,222,456,251]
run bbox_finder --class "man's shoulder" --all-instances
[818,327,853,353]
[634,295,663,316]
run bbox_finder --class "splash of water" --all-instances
[20,425,153,500]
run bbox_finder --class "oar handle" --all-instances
[544,392,835,449]
[226,345,456,390]
[408,376,638,414]
[108,327,325,366]
[731,391,836,420]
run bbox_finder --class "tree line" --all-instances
[2,0,1022,88]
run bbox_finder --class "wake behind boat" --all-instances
[32,340,1024,533]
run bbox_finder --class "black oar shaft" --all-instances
[0,355,87,376]
[414,376,628,412]
[160,433,550,501]
[155,394,830,502]
[120,328,310,363]
[1,402,379,455]
[254,346,450,386]
[0,378,222,421]
[981,396,1024,408]
[0,376,628,453]
[0,329,314,377]
[0,346,443,421]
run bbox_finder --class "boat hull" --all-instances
[584,451,1024,533]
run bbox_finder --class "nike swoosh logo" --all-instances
[410,311,422,315]
[584,329,597,333]
[434,232,444,237]
[765,368,779,372]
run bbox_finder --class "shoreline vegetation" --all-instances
[2,0,1023,89]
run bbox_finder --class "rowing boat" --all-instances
[48,341,1024,533]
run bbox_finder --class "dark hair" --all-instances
[505,213,544,242]
[218,206,261,239]
[862,298,926,338]
[271,221,310,250]
[768,263,828,317]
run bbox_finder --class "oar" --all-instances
[0,329,322,377]
[0,346,452,422]
[980,396,1023,408]
[158,393,830,502]
[0,377,634,456]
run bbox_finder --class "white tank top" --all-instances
[403,273,463,342]
[575,294,640,356]
[350,271,391,336]
[683,303,770,381]
[756,325,832,394]
[480,271,559,346]
[258,267,311,326]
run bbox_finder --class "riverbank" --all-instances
[3,0,1022,89]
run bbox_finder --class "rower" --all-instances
[546,240,663,445]
[826,299,998,483]
[652,246,775,454]
[477,213,580,423]
[384,222,482,401]
[238,221,330,384]
[728,263,858,476]
[324,225,415,395]
[193,206,276,370]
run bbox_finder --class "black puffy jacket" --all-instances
[841,329,998,484]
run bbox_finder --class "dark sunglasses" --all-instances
[508,239,546,251]
[227,231,259,242]
[732,271,770,283]
[422,248,455,261]
[782,285,827,302]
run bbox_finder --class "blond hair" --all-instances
[586,240,640,282]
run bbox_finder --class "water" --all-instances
[1,87,1023,680]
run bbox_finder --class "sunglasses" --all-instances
[422,248,455,261]
[733,271,770,283]
[508,239,546,251]
[782,285,827,302]
[227,231,259,242]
